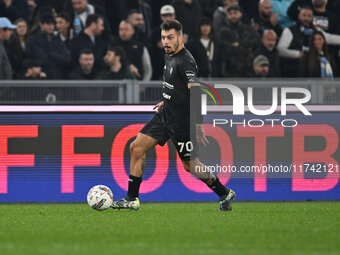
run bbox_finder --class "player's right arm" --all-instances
[153,101,164,113]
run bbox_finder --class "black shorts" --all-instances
[140,112,198,161]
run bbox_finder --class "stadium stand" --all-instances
[0,0,339,81]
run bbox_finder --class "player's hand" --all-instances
[153,101,164,113]
[196,124,209,147]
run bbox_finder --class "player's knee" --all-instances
[130,141,144,159]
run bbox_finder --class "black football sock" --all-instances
[127,175,142,200]
[206,178,230,200]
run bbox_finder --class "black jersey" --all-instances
[162,47,199,130]
[140,47,200,160]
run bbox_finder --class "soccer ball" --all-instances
[87,185,114,211]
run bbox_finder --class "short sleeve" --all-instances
[179,56,200,88]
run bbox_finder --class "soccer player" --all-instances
[112,20,235,211]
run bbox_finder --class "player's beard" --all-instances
[166,39,180,55]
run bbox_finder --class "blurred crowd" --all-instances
[0,0,340,81]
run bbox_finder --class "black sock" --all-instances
[127,175,142,200]
[207,178,230,199]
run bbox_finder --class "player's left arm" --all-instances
[180,56,208,146]
[196,123,209,147]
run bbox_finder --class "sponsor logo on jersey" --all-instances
[163,81,174,89]
[185,71,196,83]
[163,93,171,100]
[185,71,195,79]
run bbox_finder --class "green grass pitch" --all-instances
[0,202,339,255]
